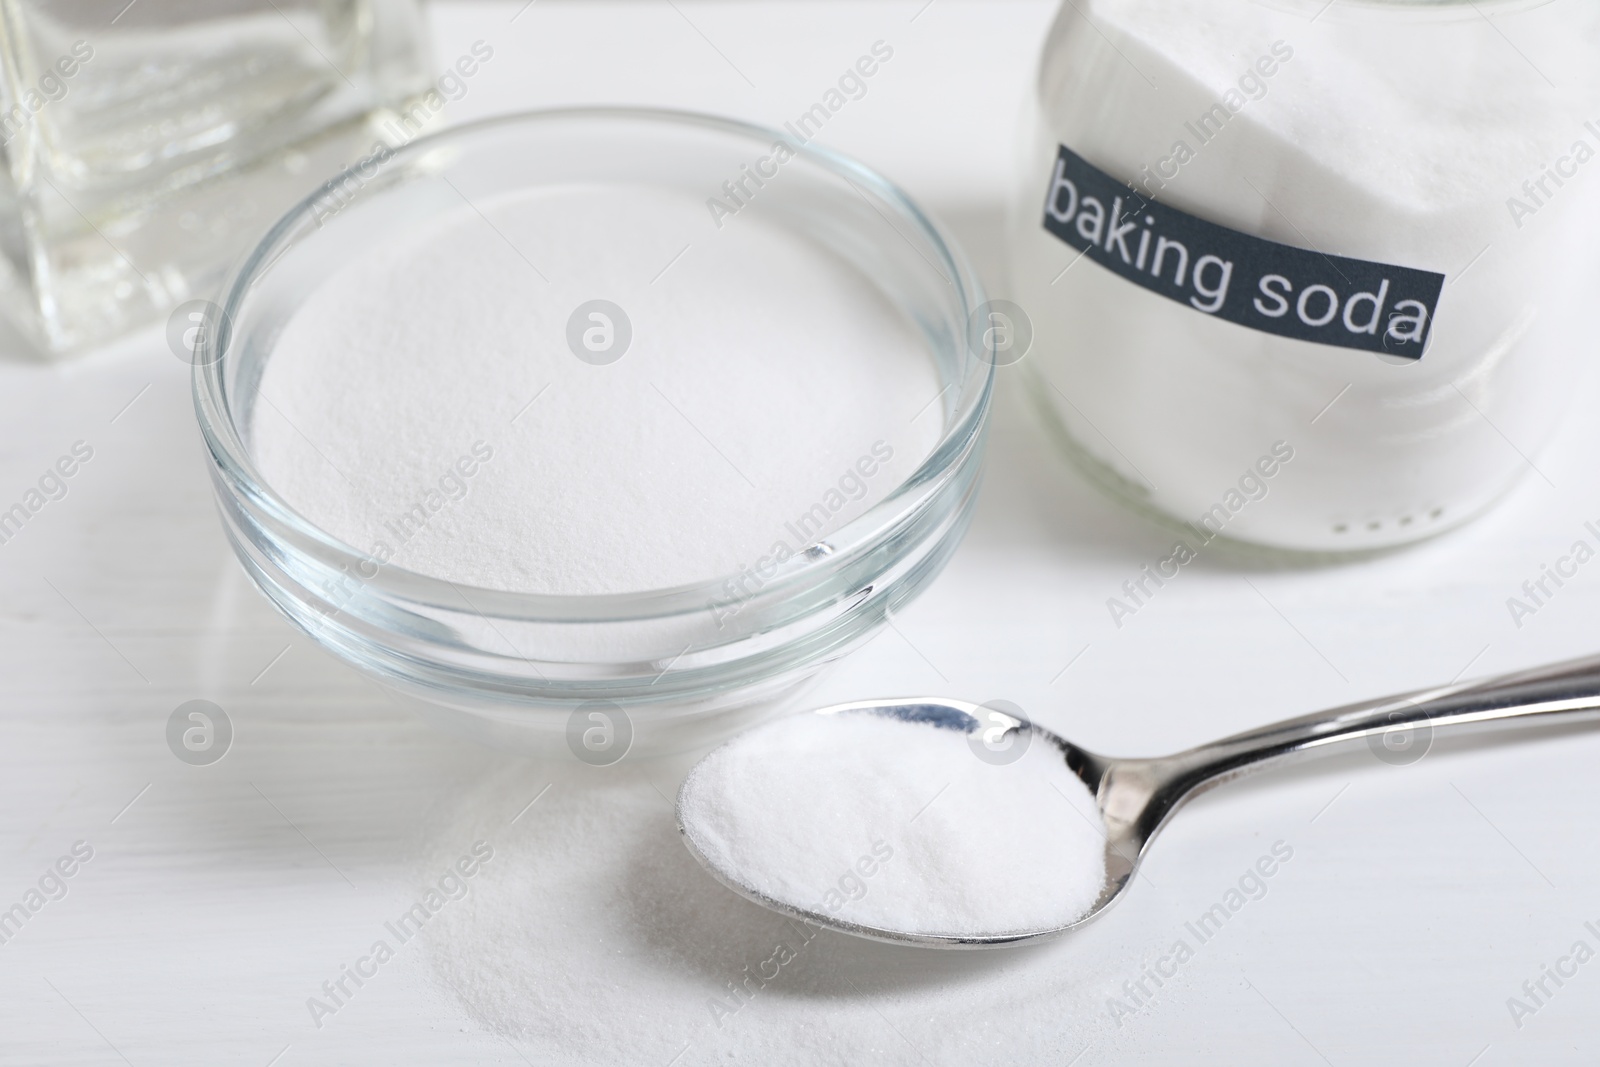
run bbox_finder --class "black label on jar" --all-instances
[1041,145,1445,361]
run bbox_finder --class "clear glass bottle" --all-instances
[1009,0,1600,553]
[0,0,432,354]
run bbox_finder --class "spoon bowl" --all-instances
[679,699,1114,947]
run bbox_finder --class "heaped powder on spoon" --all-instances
[250,183,942,594]
[678,711,1109,938]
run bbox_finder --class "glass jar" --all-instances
[1008,0,1600,553]
[0,0,432,354]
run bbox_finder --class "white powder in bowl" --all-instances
[251,182,942,594]
[678,710,1108,939]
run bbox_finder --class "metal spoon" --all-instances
[676,653,1600,948]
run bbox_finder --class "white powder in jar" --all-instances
[678,711,1108,938]
[1011,0,1600,550]
[250,183,942,594]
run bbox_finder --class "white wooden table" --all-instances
[3,3,1598,1063]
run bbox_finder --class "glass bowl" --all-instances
[191,108,993,757]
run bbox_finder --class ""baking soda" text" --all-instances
[1043,145,1445,359]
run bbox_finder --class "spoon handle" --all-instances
[1127,652,1600,834]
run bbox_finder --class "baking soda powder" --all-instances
[678,710,1108,938]
[252,182,941,593]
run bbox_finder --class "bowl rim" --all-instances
[192,105,994,623]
